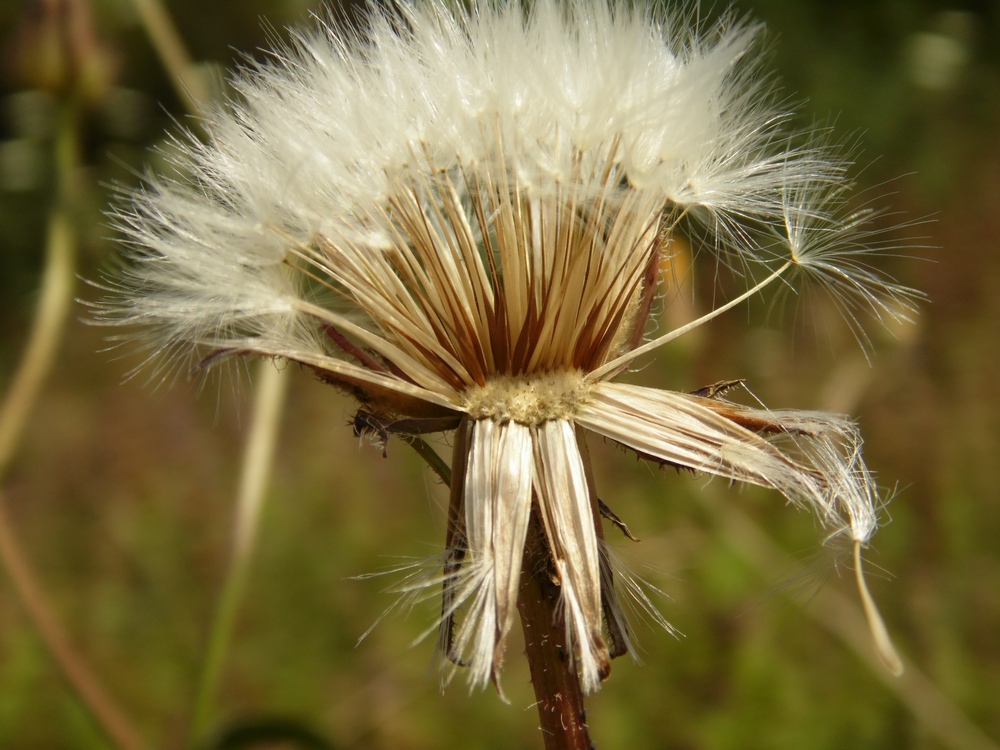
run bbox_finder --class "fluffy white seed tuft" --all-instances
[99,0,914,693]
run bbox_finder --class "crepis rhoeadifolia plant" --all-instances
[101,0,918,701]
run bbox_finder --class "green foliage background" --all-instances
[0,1,997,748]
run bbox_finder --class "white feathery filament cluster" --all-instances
[104,0,917,693]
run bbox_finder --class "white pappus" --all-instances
[101,0,918,695]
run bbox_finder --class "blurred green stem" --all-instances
[130,0,210,114]
[188,361,289,745]
[0,115,76,477]
[0,103,150,750]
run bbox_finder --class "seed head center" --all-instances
[464,370,591,424]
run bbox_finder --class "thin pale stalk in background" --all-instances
[0,112,76,479]
[130,0,210,113]
[127,3,295,742]
[188,361,289,744]
[0,99,149,750]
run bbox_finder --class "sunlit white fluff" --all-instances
[102,0,915,693]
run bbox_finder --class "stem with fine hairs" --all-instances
[518,512,595,750]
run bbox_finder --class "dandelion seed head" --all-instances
[98,0,915,695]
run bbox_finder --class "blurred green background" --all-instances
[0,1,997,748]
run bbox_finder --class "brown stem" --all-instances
[518,512,595,750]
[0,496,148,750]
